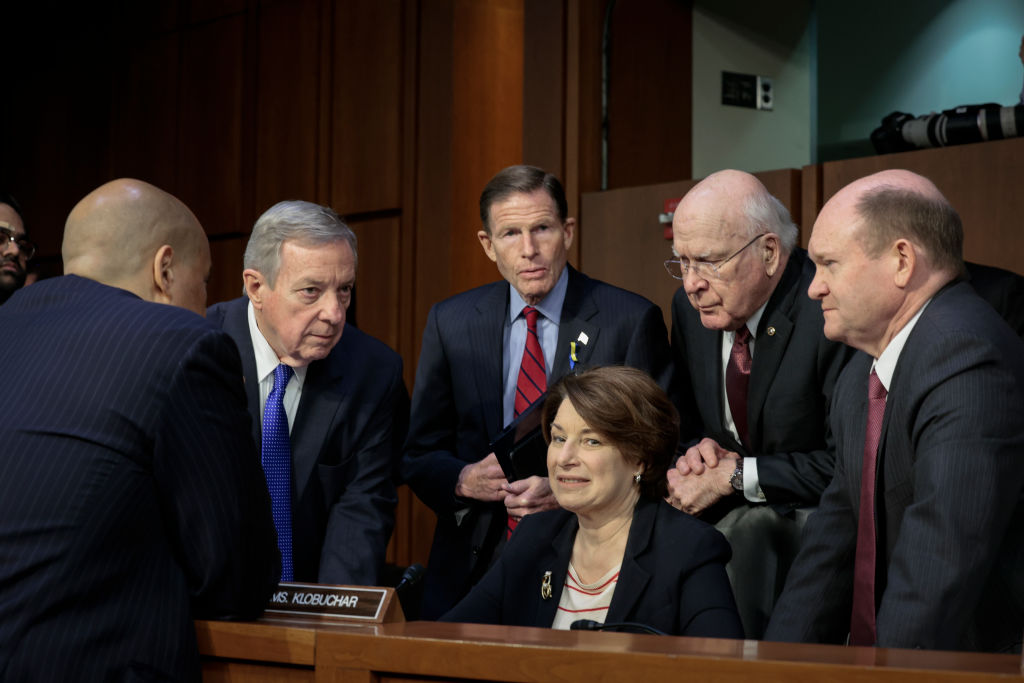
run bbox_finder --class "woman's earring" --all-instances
[633,472,642,484]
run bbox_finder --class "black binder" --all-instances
[488,393,549,482]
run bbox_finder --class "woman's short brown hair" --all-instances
[541,365,678,499]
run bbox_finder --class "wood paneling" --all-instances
[177,15,248,235]
[350,216,401,348]
[254,0,322,214]
[331,0,403,215]
[805,138,1024,275]
[605,0,692,189]
[208,235,248,306]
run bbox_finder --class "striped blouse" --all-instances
[551,562,621,630]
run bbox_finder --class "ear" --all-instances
[562,217,576,250]
[477,229,498,263]
[762,233,781,278]
[151,244,174,304]
[892,238,915,288]
[243,268,267,308]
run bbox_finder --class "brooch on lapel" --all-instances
[541,571,553,600]
[569,332,588,372]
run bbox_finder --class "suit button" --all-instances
[471,546,481,555]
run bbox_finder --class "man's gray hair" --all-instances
[741,190,798,253]
[243,200,357,288]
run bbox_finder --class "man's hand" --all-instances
[503,476,558,521]
[675,437,736,475]
[455,453,508,501]
[666,441,739,515]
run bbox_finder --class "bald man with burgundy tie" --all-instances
[766,170,1024,652]
[402,165,673,619]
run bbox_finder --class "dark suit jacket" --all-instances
[402,266,673,618]
[441,497,744,638]
[0,276,278,682]
[671,248,853,514]
[766,281,1024,652]
[208,296,408,585]
[964,261,1024,339]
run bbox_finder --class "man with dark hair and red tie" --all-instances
[402,164,673,619]
[665,170,852,639]
[766,169,1024,652]
[208,200,408,587]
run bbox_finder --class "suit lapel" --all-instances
[219,298,262,447]
[291,352,345,497]
[470,283,509,436]
[552,267,601,380]
[607,499,654,624]
[693,323,732,445]
[535,515,577,626]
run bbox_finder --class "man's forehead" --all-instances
[672,213,747,256]
[0,204,24,234]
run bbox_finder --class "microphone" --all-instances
[569,619,667,636]
[395,563,425,595]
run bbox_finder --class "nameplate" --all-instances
[265,582,389,620]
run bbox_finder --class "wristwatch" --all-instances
[729,458,744,495]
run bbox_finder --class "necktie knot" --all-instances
[734,325,751,345]
[868,370,887,401]
[273,363,294,393]
[523,305,539,329]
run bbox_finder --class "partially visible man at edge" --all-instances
[665,170,853,638]
[0,192,34,304]
[0,179,279,682]
[766,169,1024,651]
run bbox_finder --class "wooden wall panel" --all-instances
[806,138,1024,275]
[110,35,182,195]
[208,235,248,306]
[523,0,567,179]
[254,0,322,215]
[605,0,692,189]
[350,217,402,349]
[331,0,403,214]
[177,15,247,236]
[449,0,525,296]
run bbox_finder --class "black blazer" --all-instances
[441,497,744,638]
[767,281,1024,652]
[208,296,409,585]
[671,248,853,514]
[0,276,278,682]
[402,266,674,618]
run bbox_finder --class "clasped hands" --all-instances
[666,437,739,516]
[455,452,558,521]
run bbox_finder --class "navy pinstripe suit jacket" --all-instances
[0,276,279,681]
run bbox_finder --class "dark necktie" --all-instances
[850,370,887,646]
[514,306,546,418]
[509,306,546,537]
[726,326,752,448]
[263,363,294,582]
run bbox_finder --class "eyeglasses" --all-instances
[664,233,766,281]
[0,224,35,260]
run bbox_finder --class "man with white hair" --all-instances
[767,169,1024,651]
[665,169,852,638]
[208,200,408,586]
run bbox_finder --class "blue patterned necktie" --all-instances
[262,363,294,581]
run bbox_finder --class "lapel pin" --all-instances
[767,326,776,336]
[576,332,589,345]
[541,571,553,600]
[569,341,578,371]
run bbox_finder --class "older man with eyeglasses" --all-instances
[665,169,853,639]
[0,193,35,305]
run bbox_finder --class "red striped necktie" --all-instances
[509,306,546,537]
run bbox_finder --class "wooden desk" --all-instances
[199,618,1022,682]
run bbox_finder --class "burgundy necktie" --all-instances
[509,306,546,537]
[726,326,752,448]
[850,370,887,646]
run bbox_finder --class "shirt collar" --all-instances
[247,299,308,387]
[508,265,569,324]
[872,299,931,391]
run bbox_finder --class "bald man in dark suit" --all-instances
[0,179,278,681]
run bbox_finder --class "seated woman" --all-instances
[442,366,743,638]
